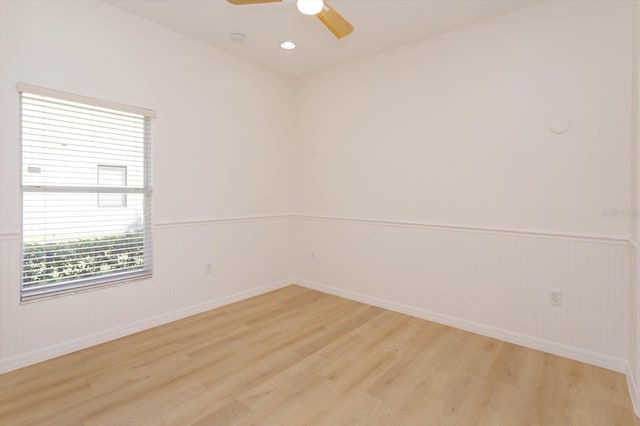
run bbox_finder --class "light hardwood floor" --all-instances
[1,285,638,425]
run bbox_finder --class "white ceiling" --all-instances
[106,0,542,78]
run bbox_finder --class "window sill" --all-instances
[20,271,152,304]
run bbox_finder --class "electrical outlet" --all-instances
[549,289,562,306]
[205,262,213,275]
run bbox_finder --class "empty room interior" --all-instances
[2,0,640,424]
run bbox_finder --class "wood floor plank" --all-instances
[190,400,253,426]
[0,285,637,426]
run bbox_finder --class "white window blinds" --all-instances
[19,84,154,301]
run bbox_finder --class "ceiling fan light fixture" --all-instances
[226,0,353,40]
[296,0,324,15]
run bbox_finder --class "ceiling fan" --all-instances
[227,0,354,39]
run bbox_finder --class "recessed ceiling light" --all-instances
[280,41,296,50]
[297,0,324,15]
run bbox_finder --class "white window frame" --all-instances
[18,83,155,301]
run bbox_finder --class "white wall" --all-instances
[0,0,295,370]
[630,0,640,415]
[293,0,633,371]
[294,0,631,239]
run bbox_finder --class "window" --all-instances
[19,84,154,301]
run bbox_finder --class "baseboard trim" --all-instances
[294,278,627,374]
[628,362,640,418]
[0,278,294,374]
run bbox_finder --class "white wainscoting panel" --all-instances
[629,361,640,417]
[0,216,295,373]
[292,215,629,371]
[630,242,640,416]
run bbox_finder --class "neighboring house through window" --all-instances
[98,165,127,208]
[19,84,154,301]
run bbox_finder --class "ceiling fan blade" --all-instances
[227,0,281,5]
[316,2,354,39]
